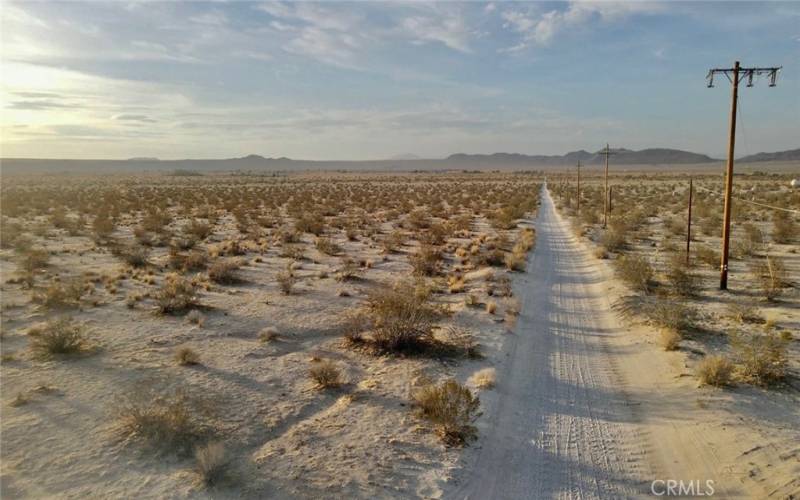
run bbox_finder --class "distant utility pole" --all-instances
[706,61,781,290]
[601,144,616,228]
[576,161,581,213]
[686,178,693,265]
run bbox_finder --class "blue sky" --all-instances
[1,1,798,160]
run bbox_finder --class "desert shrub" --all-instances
[336,257,361,281]
[295,215,324,235]
[615,254,653,293]
[35,278,85,308]
[156,274,198,314]
[208,259,241,284]
[503,249,526,271]
[309,360,342,389]
[185,220,213,240]
[175,347,200,366]
[29,317,87,359]
[195,442,230,486]
[749,255,787,301]
[743,223,763,245]
[118,384,210,455]
[442,326,481,358]
[142,210,171,233]
[171,250,208,272]
[694,245,719,269]
[726,303,762,324]
[276,270,296,294]
[658,328,681,351]
[696,355,734,387]
[467,368,496,389]
[601,227,626,252]
[772,212,798,243]
[19,247,49,274]
[366,280,439,353]
[92,215,115,239]
[117,245,150,268]
[649,301,695,333]
[732,332,788,386]
[665,255,698,297]
[186,310,205,327]
[315,236,341,256]
[412,379,480,446]
[258,327,279,342]
[341,313,369,344]
[381,230,406,253]
[280,244,305,261]
[409,245,442,276]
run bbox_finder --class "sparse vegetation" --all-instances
[29,317,87,359]
[412,379,480,446]
[696,355,734,387]
[309,360,342,389]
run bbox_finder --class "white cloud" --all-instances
[501,1,663,49]
[400,14,473,53]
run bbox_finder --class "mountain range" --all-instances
[2,147,798,174]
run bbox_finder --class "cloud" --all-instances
[112,113,157,123]
[501,1,663,49]
[7,100,73,110]
[400,14,473,53]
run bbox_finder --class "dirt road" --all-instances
[446,185,766,499]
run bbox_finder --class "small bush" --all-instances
[732,332,788,386]
[694,245,719,269]
[118,245,150,268]
[186,310,205,327]
[648,301,696,333]
[195,442,230,486]
[749,255,787,301]
[118,384,210,455]
[35,278,85,308]
[29,317,86,359]
[615,254,653,293]
[772,212,798,244]
[156,274,198,314]
[175,347,200,366]
[309,360,342,389]
[665,255,698,297]
[366,280,439,353]
[208,259,241,284]
[696,355,734,387]
[412,379,480,446]
[442,326,480,358]
[185,221,213,240]
[276,270,296,295]
[467,368,496,389]
[315,237,341,256]
[258,327,279,342]
[658,328,681,351]
[410,245,442,277]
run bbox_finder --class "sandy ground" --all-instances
[445,185,799,499]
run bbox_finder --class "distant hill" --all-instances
[388,153,422,160]
[738,148,800,163]
[443,148,717,167]
[4,146,797,174]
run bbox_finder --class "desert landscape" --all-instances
[1,164,798,498]
[2,1,799,498]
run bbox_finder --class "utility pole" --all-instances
[707,61,781,290]
[576,161,581,214]
[601,144,616,228]
[608,185,613,212]
[686,178,693,265]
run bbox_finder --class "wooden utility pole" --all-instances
[707,61,781,290]
[601,144,616,228]
[608,185,613,212]
[686,178,693,265]
[576,161,581,213]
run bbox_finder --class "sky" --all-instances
[1,1,798,160]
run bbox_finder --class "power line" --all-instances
[694,185,799,214]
